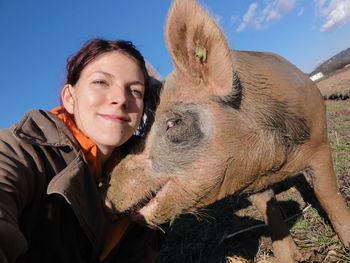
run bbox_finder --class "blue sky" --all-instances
[1,0,350,128]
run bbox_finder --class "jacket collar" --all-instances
[13,109,80,151]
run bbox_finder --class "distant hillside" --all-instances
[316,66,350,100]
[310,47,350,77]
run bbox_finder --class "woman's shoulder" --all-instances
[0,109,76,149]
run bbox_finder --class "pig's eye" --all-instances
[166,118,182,131]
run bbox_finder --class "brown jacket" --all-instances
[0,109,162,263]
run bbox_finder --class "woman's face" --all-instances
[63,51,145,157]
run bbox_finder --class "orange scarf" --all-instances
[51,106,131,261]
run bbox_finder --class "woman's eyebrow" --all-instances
[128,80,145,86]
[92,71,114,78]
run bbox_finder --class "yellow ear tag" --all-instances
[195,45,207,63]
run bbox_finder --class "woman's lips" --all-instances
[99,114,129,123]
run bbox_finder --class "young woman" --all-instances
[0,39,163,263]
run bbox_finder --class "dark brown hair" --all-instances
[64,38,153,137]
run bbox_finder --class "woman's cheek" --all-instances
[87,90,105,104]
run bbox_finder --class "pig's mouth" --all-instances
[130,180,172,224]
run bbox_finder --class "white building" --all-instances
[310,72,324,81]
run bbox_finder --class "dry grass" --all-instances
[316,66,350,100]
[156,101,350,263]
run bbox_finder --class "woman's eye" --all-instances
[130,88,143,98]
[93,80,108,86]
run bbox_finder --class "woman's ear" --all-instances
[61,84,75,114]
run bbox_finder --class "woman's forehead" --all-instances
[81,51,144,79]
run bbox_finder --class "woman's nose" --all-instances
[111,86,128,107]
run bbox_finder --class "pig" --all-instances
[106,0,350,262]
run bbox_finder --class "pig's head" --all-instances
[106,0,242,228]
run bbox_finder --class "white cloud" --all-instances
[236,0,296,32]
[236,3,259,32]
[297,7,305,16]
[314,0,327,9]
[316,0,350,31]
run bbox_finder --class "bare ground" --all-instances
[156,72,350,263]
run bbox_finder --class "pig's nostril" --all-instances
[166,118,182,131]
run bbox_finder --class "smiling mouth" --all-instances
[99,114,129,123]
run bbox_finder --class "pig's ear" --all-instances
[165,0,234,97]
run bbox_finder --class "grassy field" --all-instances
[156,100,350,263]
